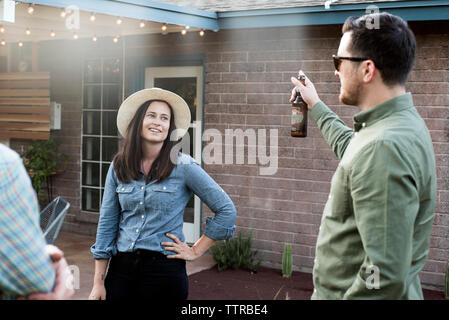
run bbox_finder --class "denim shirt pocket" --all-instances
[116,185,134,211]
[148,184,176,212]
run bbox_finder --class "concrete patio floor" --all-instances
[54,231,216,300]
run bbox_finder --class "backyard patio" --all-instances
[2,0,448,294]
[55,232,446,300]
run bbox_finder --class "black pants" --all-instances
[104,249,188,300]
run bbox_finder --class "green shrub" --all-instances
[22,138,67,207]
[210,231,261,272]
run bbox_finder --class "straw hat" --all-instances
[117,88,191,140]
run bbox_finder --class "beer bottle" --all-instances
[291,74,308,138]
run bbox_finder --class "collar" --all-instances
[139,159,160,182]
[353,93,414,132]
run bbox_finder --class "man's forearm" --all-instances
[309,102,354,160]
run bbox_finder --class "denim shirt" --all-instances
[91,153,237,259]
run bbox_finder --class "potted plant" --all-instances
[22,137,68,208]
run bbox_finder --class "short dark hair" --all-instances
[113,100,178,184]
[342,12,416,86]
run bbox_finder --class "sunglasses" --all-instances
[332,55,371,71]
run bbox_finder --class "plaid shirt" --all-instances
[0,144,55,299]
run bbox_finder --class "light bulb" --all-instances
[161,23,167,31]
[181,29,187,35]
[60,9,66,18]
[26,28,31,36]
[92,35,97,42]
[90,13,96,22]
[116,17,122,25]
[185,26,190,30]
[73,33,78,40]
[199,30,205,37]
[113,36,119,43]
[0,26,5,33]
[139,20,145,28]
[27,4,34,15]
[18,41,23,47]
[1,39,5,46]
[50,30,55,37]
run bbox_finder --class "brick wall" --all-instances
[9,21,449,290]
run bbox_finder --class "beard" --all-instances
[339,81,362,106]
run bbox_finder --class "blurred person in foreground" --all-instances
[0,143,74,300]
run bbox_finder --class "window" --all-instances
[81,57,121,212]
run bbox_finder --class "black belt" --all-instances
[117,249,166,259]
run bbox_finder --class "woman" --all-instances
[89,88,236,300]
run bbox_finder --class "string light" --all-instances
[1,8,188,44]
[199,29,205,37]
[27,4,34,15]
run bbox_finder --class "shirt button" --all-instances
[141,215,144,219]
[163,186,166,190]
[121,188,125,191]
[136,229,139,233]
[141,186,144,190]
[362,122,366,127]
[139,201,143,205]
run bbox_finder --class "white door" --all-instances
[145,66,203,244]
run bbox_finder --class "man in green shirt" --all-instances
[290,12,436,299]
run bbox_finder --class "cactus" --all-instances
[282,243,292,278]
[444,261,449,299]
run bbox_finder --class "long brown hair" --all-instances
[113,100,179,183]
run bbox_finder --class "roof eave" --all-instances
[22,0,219,30]
[217,0,449,29]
